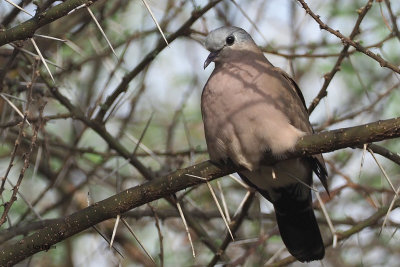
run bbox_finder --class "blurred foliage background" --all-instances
[1,0,400,266]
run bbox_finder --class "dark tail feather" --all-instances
[274,201,325,262]
[238,173,325,262]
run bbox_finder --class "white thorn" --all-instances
[86,7,118,59]
[206,181,234,240]
[141,0,169,47]
[30,38,55,83]
[176,201,196,257]
[0,93,30,126]
[110,215,121,248]
[4,0,33,16]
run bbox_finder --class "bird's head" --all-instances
[203,26,260,69]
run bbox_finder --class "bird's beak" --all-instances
[204,51,219,69]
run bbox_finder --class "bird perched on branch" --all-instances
[201,26,328,262]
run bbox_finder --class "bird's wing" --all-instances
[271,66,328,192]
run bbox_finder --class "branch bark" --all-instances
[0,0,98,47]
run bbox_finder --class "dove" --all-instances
[201,26,328,262]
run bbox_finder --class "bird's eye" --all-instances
[226,35,235,46]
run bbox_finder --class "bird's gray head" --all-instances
[203,26,259,69]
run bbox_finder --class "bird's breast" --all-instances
[202,67,305,171]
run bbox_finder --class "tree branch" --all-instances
[307,0,374,114]
[297,0,400,74]
[0,0,99,47]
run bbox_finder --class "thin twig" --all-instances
[148,204,164,267]
[380,184,400,233]
[92,225,124,258]
[230,0,268,43]
[125,132,163,165]
[132,112,154,156]
[264,246,286,266]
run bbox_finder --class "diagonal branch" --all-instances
[297,0,400,75]
[0,0,99,46]
[307,0,374,114]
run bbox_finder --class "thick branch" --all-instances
[294,117,400,157]
[0,161,230,266]
[0,0,98,47]
[1,117,400,265]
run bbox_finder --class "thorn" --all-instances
[86,7,118,59]
[141,0,170,47]
[175,200,196,257]
[4,0,33,16]
[206,180,234,240]
[110,215,121,248]
[0,93,30,126]
[121,218,156,264]
[30,38,55,83]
